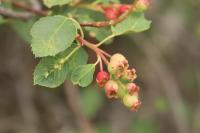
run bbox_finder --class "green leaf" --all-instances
[71,64,96,87]
[43,0,71,8]
[34,45,88,88]
[131,118,158,133]
[31,15,77,57]
[112,12,151,36]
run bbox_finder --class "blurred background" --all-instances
[0,0,200,133]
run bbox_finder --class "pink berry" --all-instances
[96,71,109,87]
[104,80,118,99]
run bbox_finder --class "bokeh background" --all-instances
[0,0,200,133]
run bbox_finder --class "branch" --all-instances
[0,0,135,28]
[30,0,42,10]
[11,1,48,16]
[0,0,47,20]
[80,4,134,27]
[0,7,32,20]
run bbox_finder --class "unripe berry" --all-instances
[135,0,150,12]
[123,94,141,112]
[108,53,129,75]
[119,4,131,14]
[126,83,140,95]
[110,53,127,63]
[104,80,118,99]
[104,7,120,20]
[96,71,109,87]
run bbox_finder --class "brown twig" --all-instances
[30,0,42,10]
[0,7,32,20]
[11,1,48,16]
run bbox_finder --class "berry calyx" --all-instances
[104,7,120,20]
[119,4,131,14]
[126,83,140,95]
[121,68,137,82]
[96,71,109,87]
[104,80,118,99]
[135,0,150,12]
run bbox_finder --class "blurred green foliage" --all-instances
[154,97,169,113]
[80,84,104,118]
[131,118,158,133]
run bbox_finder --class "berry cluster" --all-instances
[103,0,150,20]
[96,54,141,111]
[103,4,131,20]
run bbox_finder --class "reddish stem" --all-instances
[76,36,110,65]
[99,49,111,58]
[99,58,103,71]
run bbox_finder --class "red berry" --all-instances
[119,4,131,14]
[104,7,120,20]
[96,71,109,87]
[104,80,118,99]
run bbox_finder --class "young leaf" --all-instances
[31,15,77,57]
[43,0,71,8]
[34,45,88,88]
[71,64,96,87]
[111,11,151,36]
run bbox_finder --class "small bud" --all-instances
[104,7,120,20]
[121,68,137,82]
[135,0,150,12]
[104,80,118,99]
[119,4,131,14]
[96,71,109,87]
[126,83,140,95]
[108,53,129,75]
[123,94,141,111]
